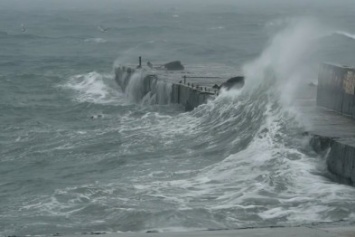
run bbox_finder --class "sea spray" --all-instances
[116,68,173,105]
[243,18,324,98]
[176,18,355,227]
[61,72,122,104]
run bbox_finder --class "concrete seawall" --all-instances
[327,139,355,184]
[314,63,355,185]
[310,135,355,185]
[115,66,218,111]
[317,63,355,116]
[171,83,214,111]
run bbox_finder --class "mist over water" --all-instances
[1,1,355,236]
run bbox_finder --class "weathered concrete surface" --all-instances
[317,63,355,117]
[298,63,355,185]
[114,65,238,111]
[171,83,214,111]
[297,83,355,185]
[307,114,355,185]
[62,226,355,237]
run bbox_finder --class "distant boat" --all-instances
[97,25,109,32]
[21,24,26,33]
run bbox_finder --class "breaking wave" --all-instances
[115,68,173,105]
[61,72,122,104]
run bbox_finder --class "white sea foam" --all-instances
[243,18,324,95]
[61,72,123,104]
[122,69,173,105]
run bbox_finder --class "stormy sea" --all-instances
[1,1,355,236]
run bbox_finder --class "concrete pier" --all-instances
[114,65,235,111]
[317,63,355,117]
[314,63,355,184]
[300,103,355,185]
[171,83,214,111]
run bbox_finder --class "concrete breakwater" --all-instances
[315,63,355,185]
[171,83,214,111]
[114,66,228,111]
[310,134,355,185]
[317,63,355,117]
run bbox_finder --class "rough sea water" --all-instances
[1,1,355,236]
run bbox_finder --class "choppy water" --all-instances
[1,2,355,236]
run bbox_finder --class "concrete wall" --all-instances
[115,67,213,111]
[171,84,213,111]
[317,63,355,117]
[316,63,355,185]
[310,134,355,185]
[327,140,355,185]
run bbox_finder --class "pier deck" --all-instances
[115,64,242,111]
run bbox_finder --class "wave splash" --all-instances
[61,72,122,104]
[115,67,173,105]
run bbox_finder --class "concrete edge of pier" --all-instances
[114,66,219,111]
[314,63,355,185]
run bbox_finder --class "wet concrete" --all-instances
[114,64,241,111]
[302,106,355,184]
[291,80,355,185]
[317,63,355,118]
[300,63,355,185]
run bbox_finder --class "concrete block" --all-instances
[316,63,355,116]
[327,142,345,177]
[349,147,355,184]
[171,84,179,104]
[342,146,354,179]
[342,94,353,115]
[114,66,221,111]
